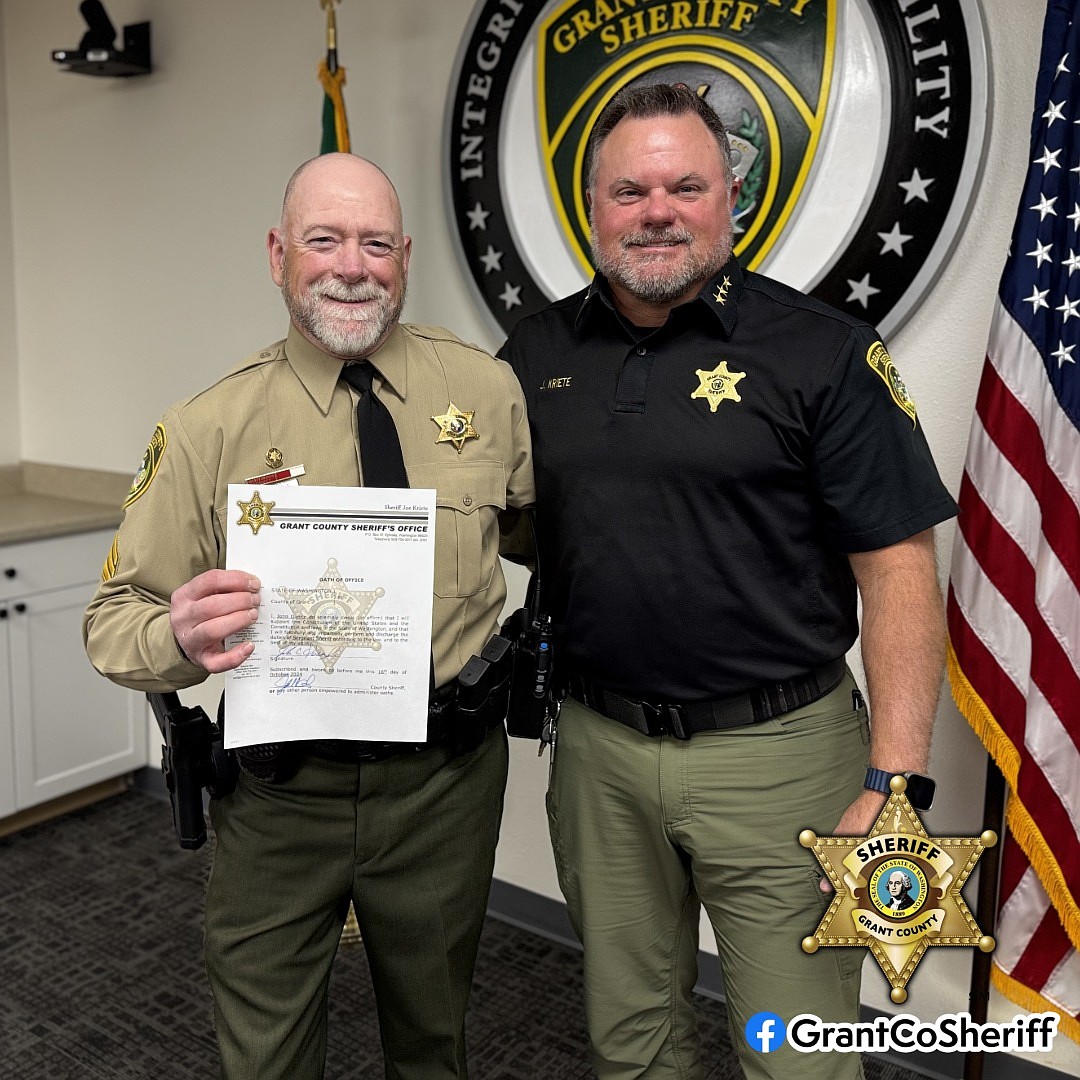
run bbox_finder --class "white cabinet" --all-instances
[0,529,145,815]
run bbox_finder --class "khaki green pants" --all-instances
[205,726,507,1080]
[547,675,868,1080]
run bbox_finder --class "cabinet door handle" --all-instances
[3,568,14,579]
[0,608,7,619]
[13,603,26,614]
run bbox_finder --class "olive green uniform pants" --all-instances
[547,675,868,1080]
[204,726,508,1080]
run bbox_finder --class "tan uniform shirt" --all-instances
[84,322,535,693]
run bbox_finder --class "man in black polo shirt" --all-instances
[499,84,957,1080]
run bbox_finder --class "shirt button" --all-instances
[635,346,647,356]
[260,351,271,358]
[463,494,473,506]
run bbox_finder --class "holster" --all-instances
[452,634,514,754]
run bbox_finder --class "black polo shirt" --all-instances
[499,259,958,700]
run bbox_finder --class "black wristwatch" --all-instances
[864,767,936,811]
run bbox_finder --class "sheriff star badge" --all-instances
[800,774,997,1003]
[431,402,478,452]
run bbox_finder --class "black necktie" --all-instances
[339,362,409,488]
[339,361,437,706]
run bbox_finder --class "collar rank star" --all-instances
[431,402,478,452]
[691,362,746,413]
[713,276,732,305]
[236,491,275,535]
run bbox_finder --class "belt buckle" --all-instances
[641,700,689,740]
[354,743,385,762]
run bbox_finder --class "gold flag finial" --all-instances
[321,0,340,68]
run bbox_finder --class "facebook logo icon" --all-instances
[745,1012,787,1053]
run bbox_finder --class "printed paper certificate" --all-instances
[223,484,436,747]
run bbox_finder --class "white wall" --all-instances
[2,0,1076,1072]
[0,19,18,462]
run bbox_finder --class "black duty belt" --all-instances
[567,658,847,741]
[306,678,500,763]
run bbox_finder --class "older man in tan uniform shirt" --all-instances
[84,154,533,1080]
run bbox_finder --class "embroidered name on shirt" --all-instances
[539,377,573,391]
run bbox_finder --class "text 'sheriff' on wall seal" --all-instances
[800,774,997,1003]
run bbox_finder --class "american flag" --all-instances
[947,0,1080,1042]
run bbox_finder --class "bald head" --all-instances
[268,153,411,359]
[280,153,403,234]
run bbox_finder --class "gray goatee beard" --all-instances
[590,224,731,307]
[282,275,406,358]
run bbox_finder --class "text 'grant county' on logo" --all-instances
[800,774,997,1003]
[445,0,988,338]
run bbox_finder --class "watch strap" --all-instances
[864,766,895,796]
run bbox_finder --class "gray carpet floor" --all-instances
[0,788,938,1079]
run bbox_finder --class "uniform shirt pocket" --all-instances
[408,460,507,598]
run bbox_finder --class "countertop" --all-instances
[0,463,129,545]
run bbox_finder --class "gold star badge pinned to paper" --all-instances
[691,362,746,413]
[800,775,996,1003]
[236,491,275,535]
[431,402,478,452]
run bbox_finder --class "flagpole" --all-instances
[318,0,349,154]
[323,0,338,75]
[962,755,1006,1080]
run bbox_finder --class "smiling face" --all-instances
[268,154,412,359]
[588,112,738,324]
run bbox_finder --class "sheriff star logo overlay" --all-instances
[800,774,997,1003]
[446,0,988,339]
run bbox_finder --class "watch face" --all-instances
[905,773,936,810]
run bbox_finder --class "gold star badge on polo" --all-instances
[800,775,996,1003]
[691,362,746,413]
[431,402,479,452]
[236,491,275,535]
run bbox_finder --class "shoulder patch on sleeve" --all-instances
[124,423,167,508]
[865,341,917,426]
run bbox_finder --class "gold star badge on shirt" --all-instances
[236,491,275,535]
[799,775,996,1003]
[431,402,479,452]
[691,362,746,413]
